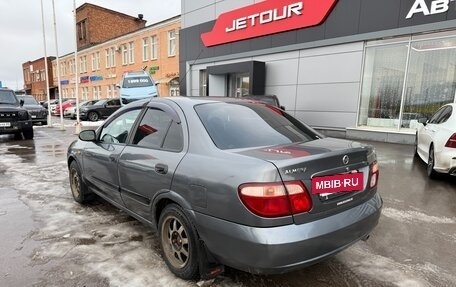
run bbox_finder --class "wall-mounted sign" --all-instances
[90,75,103,82]
[60,80,69,85]
[201,0,338,47]
[105,74,117,79]
[149,66,159,75]
[406,0,450,19]
[80,76,89,84]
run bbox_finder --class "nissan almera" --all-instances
[67,97,382,279]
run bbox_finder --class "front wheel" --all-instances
[427,145,438,179]
[158,204,199,280]
[69,161,93,203]
[23,127,34,140]
[88,111,99,122]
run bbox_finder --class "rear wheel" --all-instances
[159,204,199,280]
[427,145,438,179]
[88,111,99,122]
[69,161,93,203]
[23,127,34,140]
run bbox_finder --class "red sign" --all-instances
[201,0,338,47]
[311,173,363,195]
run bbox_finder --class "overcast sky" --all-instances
[0,0,180,90]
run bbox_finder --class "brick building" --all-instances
[22,57,56,101]
[52,5,180,100]
[76,3,146,50]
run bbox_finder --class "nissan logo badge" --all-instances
[343,155,350,165]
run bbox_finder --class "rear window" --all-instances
[123,76,153,88]
[195,102,318,150]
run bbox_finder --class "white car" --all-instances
[416,103,456,178]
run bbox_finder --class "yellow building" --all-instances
[53,15,180,101]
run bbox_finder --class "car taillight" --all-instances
[238,181,312,218]
[445,133,456,148]
[370,161,379,188]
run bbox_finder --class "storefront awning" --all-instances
[155,77,179,85]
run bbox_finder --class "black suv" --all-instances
[0,88,34,139]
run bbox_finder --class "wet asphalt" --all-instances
[0,125,455,287]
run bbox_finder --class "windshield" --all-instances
[0,90,18,105]
[18,96,39,105]
[195,102,319,150]
[123,76,153,88]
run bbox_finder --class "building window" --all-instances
[69,59,74,74]
[143,38,149,61]
[151,35,158,60]
[93,86,101,100]
[78,20,87,41]
[122,44,128,65]
[91,52,100,71]
[80,56,87,73]
[358,33,456,130]
[82,87,89,100]
[105,49,111,68]
[111,47,116,67]
[129,42,135,64]
[168,30,176,57]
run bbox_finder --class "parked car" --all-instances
[416,103,456,178]
[54,99,76,116]
[242,94,285,110]
[79,98,121,121]
[16,95,48,125]
[68,97,382,279]
[118,70,158,106]
[43,98,71,114]
[0,88,34,139]
[64,100,99,119]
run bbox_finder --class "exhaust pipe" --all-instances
[361,234,370,241]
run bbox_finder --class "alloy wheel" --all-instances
[160,215,190,269]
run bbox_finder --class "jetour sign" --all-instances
[406,0,451,19]
[201,0,338,47]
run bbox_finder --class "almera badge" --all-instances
[201,0,338,47]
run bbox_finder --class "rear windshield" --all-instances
[123,76,153,88]
[195,103,319,150]
[0,90,18,105]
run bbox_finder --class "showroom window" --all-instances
[358,31,456,130]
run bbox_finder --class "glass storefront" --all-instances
[358,31,456,130]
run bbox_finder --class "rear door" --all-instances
[118,102,186,221]
[103,99,121,117]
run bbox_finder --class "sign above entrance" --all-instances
[201,0,338,47]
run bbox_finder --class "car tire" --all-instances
[414,132,419,157]
[14,132,22,140]
[23,127,34,140]
[42,120,47,126]
[88,111,99,122]
[158,204,199,280]
[69,161,93,203]
[427,145,438,179]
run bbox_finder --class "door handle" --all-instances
[155,163,168,175]
[109,155,118,162]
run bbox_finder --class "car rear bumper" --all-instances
[194,193,382,274]
[435,148,456,175]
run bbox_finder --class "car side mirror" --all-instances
[280,105,286,110]
[116,84,121,89]
[79,130,97,142]
[418,117,428,126]
[19,99,24,107]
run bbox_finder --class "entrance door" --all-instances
[229,73,250,97]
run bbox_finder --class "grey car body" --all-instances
[17,95,48,125]
[0,88,34,139]
[67,97,382,279]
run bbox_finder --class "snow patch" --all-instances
[382,207,455,224]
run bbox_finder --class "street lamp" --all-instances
[74,0,81,134]
[40,0,52,127]
[51,0,65,130]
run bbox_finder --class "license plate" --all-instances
[31,115,37,118]
[312,173,363,194]
[0,122,11,127]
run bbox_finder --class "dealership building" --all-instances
[179,0,456,143]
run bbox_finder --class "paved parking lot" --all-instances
[0,126,455,287]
